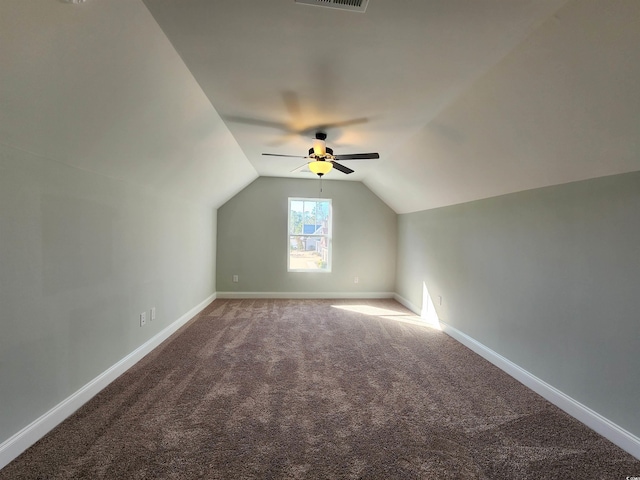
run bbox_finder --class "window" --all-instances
[288,197,332,272]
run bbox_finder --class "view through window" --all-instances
[288,198,332,272]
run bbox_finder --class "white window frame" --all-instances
[287,197,332,273]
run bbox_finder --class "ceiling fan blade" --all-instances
[290,162,311,173]
[298,117,369,138]
[282,91,302,123]
[330,161,354,174]
[333,152,380,160]
[262,153,308,158]
[317,117,369,130]
[224,115,291,131]
[266,134,299,148]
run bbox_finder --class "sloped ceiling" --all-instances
[0,0,257,208]
[364,0,640,212]
[3,1,639,213]
[142,0,640,213]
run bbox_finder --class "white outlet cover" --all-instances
[140,312,146,326]
[151,307,156,320]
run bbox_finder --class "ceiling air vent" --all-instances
[295,0,368,13]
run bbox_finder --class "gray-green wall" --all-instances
[217,177,396,295]
[396,170,640,437]
[0,144,216,443]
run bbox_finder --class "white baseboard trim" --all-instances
[393,293,421,315]
[440,321,640,460]
[217,291,395,299]
[0,293,217,470]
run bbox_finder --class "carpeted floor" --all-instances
[2,298,639,479]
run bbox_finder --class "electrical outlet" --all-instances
[354,276,359,284]
[232,275,239,283]
[438,295,442,306]
[150,307,156,321]
[140,312,147,327]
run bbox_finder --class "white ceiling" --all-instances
[2,0,639,213]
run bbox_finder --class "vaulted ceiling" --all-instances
[2,0,639,213]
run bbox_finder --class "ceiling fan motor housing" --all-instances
[309,146,333,158]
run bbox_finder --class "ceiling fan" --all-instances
[224,90,370,147]
[262,132,379,177]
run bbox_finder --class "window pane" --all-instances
[303,201,317,229]
[289,236,326,270]
[289,200,303,234]
[316,201,329,224]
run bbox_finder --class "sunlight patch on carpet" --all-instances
[331,304,441,330]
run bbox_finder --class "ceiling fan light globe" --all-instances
[308,160,333,176]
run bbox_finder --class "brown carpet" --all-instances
[2,298,638,479]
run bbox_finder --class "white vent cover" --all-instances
[295,0,368,13]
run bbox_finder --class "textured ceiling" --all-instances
[3,0,639,213]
